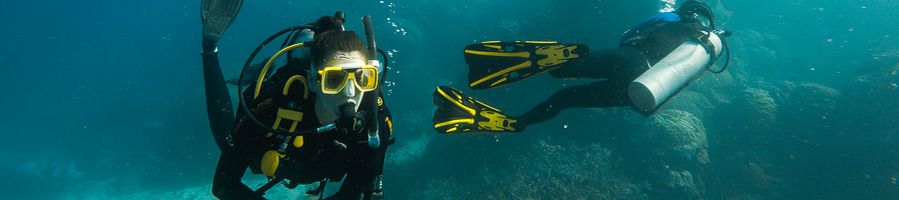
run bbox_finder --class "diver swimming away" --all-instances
[200,0,393,199]
[433,0,731,134]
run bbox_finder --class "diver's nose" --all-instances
[344,79,356,97]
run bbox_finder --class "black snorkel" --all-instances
[362,15,381,149]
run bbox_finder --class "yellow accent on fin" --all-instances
[484,45,503,49]
[464,49,530,58]
[449,89,463,101]
[525,41,559,44]
[490,77,508,87]
[434,118,475,128]
[436,87,476,115]
[474,100,501,112]
[469,61,533,88]
[446,127,458,133]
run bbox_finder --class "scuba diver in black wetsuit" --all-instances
[432,0,731,134]
[201,1,393,199]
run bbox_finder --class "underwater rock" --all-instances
[632,110,710,165]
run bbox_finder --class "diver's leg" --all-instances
[549,46,650,80]
[202,47,236,151]
[515,81,631,129]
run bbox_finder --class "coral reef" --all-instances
[776,82,842,135]
[735,87,778,127]
[59,178,313,200]
[632,110,709,165]
[386,134,433,165]
[412,141,647,200]
[663,91,715,120]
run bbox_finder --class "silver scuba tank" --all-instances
[628,32,723,112]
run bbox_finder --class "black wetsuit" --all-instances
[517,12,710,127]
[203,44,392,200]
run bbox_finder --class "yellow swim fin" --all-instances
[432,86,518,134]
[464,41,589,90]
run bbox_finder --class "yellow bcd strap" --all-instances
[259,73,311,178]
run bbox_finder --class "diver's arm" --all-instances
[202,42,237,151]
[201,0,242,151]
[212,148,265,200]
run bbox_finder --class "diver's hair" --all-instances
[310,30,369,67]
[312,15,345,33]
[678,0,715,28]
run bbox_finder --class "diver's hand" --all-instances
[335,103,366,135]
[370,190,384,200]
[335,114,365,135]
[370,175,384,200]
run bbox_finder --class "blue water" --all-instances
[1,0,898,199]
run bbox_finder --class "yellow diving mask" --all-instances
[318,64,379,94]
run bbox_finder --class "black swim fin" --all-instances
[464,41,589,90]
[201,0,244,43]
[432,86,518,134]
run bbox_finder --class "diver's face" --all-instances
[314,51,367,122]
